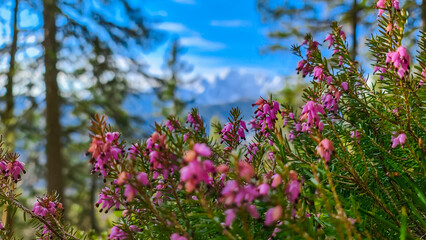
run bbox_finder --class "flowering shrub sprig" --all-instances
[83,1,425,239]
[0,0,424,239]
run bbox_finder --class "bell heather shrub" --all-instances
[0,0,425,239]
[85,2,424,239]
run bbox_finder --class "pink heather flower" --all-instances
[0,159,25,182]
[317,138,335,162]
[171,233,188,240]
[373,66,387,80]
[96,187,120,213]
[285,171,300,204]
[391,132,407,148]
[32,198,57,217]
[392,0,400,10]
[324,34,334,48]
[248,204,260,218]
[186,112,202,130]
[0,221,3,229]
[376,0,386,16]
[245,143,260,163]
[193,143,212,157]
[238,161,255,182]
[183,133,190,142]
[339,29,346,40]
[109,226,128,240]
[322,90,341,113]
[117,171,130,185]
[251,98,281,136]
[165,119,179,131]
[296,59,307,74]
[180,160,215,192]
[88,134,123,179]
[105,132,119,143]
[341,82,348,91]
[313,66,324,81]
[350,130,361,139]
[265,205,282,226]
[137,172,149,186]
[124,184,138,201]
[221,181,259,207]
[271,174,282,188]
[128,144,139,160]
[224,209,237,227]
[300,101,325,132]
[386,46,410,79]
[257,183,270,195]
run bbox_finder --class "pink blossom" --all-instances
[171,233,187,240]
[341,82,348,91]
[285,171,300,204]
[109,226,128,240]
[376,0,386,16]
[324,34,334,48]
[0,159,25,182]
[238,161,255,182]
[96,187,120,213]
[248,205,260,218]
[350,130,361,139]
[32,198,57,217]
[317,138,335,162]
[391,132,407,148]
[124,184,138,201]
[258,183,270,195]
[224,209,237,227]
[137,172,149,186]
[386,46,410,79]
[271,174,282,188]
[193,143,212,157]
[186,112,203,131]
[313,66,324,81]
[180,160,215,192]
[265,205,282,226]
[300,101,325,132]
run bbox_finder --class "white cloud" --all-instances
[180,36,226,51]
[210,20,251,27]
[155,22,190,33]
[195,68,285,105]
[172,0,196,4]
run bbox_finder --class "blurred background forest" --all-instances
[0,0,425,237]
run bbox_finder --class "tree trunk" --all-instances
[2,0,19,235]
[3,0,19,149]
[350,0,358,59]
[43,0,64,199]
[89,175,99,233]
[422,0,426,30]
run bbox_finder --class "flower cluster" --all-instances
[386,46,410,79]
[220,120,248,145]
[300,101,325,133]
[88,132,123,178]
[0,158,25,182]
[250,98,281,136]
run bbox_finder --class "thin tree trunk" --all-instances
[3,0,19,148]
[43,0,64,199]
[351,0,358,59]
[422,0,426,30]
[2,0,19,235]
[89,175,99,233]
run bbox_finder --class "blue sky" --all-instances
[0,0,299,104]
[141,0,296,99]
